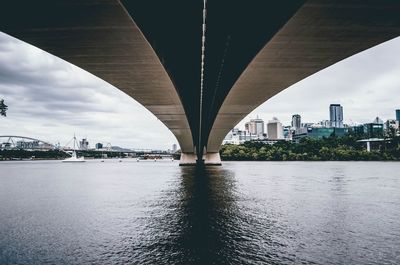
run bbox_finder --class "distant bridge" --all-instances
[1,1,400,164]
[0,135,173,156]
[0,135,57,150]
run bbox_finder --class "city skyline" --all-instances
[1,32,400,149]
[237,105,399,132]
[224,105,399,146]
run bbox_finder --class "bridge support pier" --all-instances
[179,152,221,166]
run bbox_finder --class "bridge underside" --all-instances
[1,1,400,165]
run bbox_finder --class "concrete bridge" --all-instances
[1,1,400,165]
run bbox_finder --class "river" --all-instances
[1,160,399,264]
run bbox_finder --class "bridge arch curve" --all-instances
[1,0,400,165]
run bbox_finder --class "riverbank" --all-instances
[0,149,125,160]
[220,135,400,161]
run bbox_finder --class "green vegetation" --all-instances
[0,99,8,117]
[0,150,68,160]
[0,150,128,160]
[220,132,400,161]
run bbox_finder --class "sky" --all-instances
[0,32,399,149]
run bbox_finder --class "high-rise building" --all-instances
[396,109,400,121]
[267,117,284,140]
[172,144,177,153]
[79,138,89,150]
[245,117,264,138]
[329,104,344,128]
[291,114,301,130]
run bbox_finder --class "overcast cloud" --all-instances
[0,32,399,149]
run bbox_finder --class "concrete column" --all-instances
[179,152,221,166]
[366,141,371,152]
[202,152,222,166]
[179,153,198,166]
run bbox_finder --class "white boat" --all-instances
[62,150,85,163]
[62,135,86,163]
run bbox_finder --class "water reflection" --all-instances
[137,166,241,264]
[329,166,347,192]
[136,165,293,264]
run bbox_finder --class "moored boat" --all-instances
[62,150,85,163]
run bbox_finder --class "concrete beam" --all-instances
[207,0,400,153]
[202,153,222,166]
[0,0,194,153]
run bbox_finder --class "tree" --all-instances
[0,99,8,117]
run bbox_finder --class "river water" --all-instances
[0,160,399,264]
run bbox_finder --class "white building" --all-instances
[329,104,344,128]
[267,117,284,140]
[245,117,265,138]
[223,128,256,145]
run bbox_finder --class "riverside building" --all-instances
[329,104,344,128]
[267,117,284,140]
[245,117,265,139]
[291,114,301,130]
